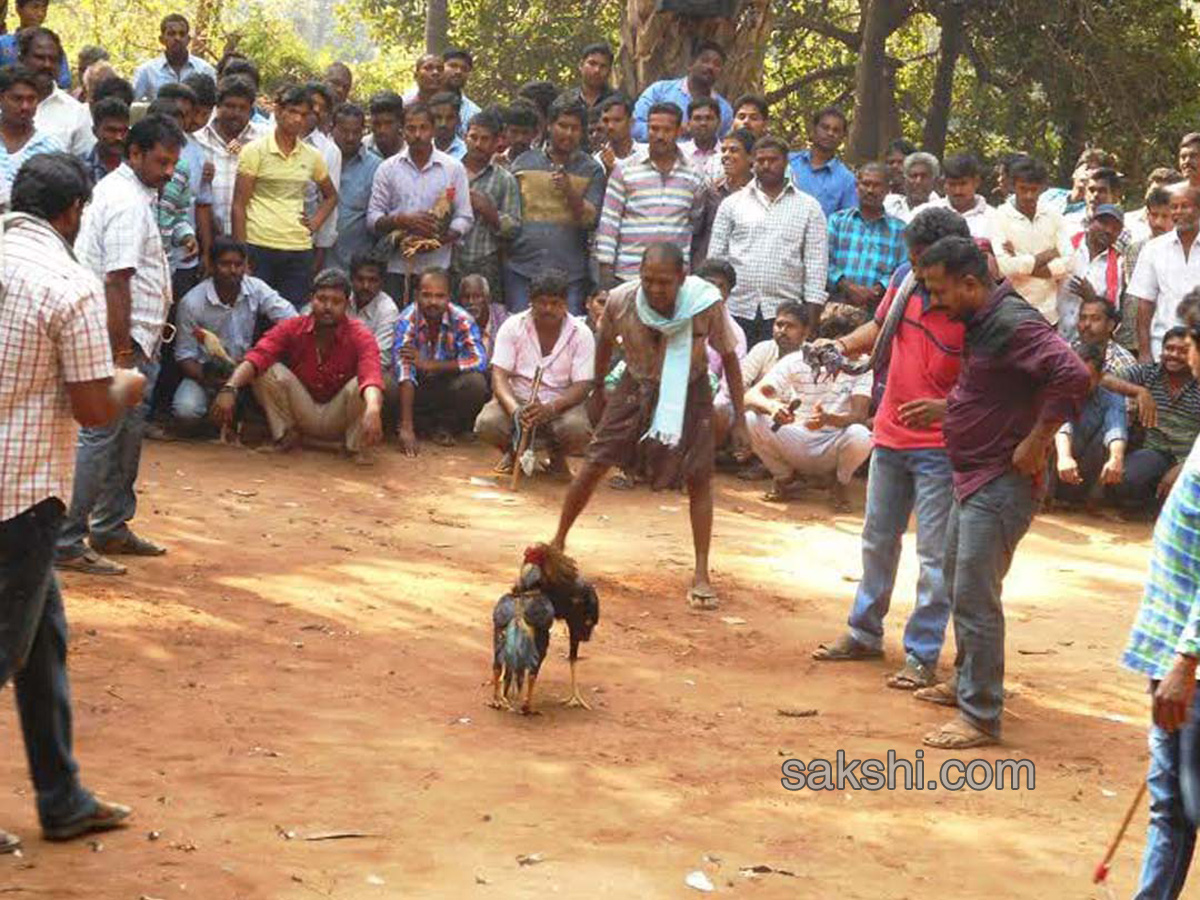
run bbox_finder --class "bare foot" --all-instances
[277,428,303,453]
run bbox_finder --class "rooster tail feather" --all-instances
[500,599,541,699]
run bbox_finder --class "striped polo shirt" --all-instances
[237,131,329,251]
[594,152,706,282]
[1127,362,1200,461]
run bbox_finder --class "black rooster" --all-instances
[489,543,600,714]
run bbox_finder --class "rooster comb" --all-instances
[523,545,547,566]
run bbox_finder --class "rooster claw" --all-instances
[561,692,592,710]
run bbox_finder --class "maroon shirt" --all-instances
[943,281,1090,501]
[244,314,383,404]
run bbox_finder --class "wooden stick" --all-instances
[1093,779,1148,883]
[510,366,544,491]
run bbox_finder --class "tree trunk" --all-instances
[618,0,773,99]
[845,0,911,163]
[425,0,449,55]
[921,0,966,159]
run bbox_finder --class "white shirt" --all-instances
[350,291,401,359]
[913,194,997,243]
[884,191,939,224]
[708,179,828,318]
[75,164,172,357]
[762,351,873,424]
[594,141,648,171]
[304,128,341,250]
[35,87,94,157]
[1056,239,1123,339]
[0,214,113,520]
[992,202,1073,320]
[1128,228,1200,358]
[1126,207,1152,245]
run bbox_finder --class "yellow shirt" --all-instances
[237,131,329,251]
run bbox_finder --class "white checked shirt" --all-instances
[75,163,172,357]
[0,214,113,521]
[195,117,268,235]
[1128,228,1200,359]
[708,179,828,319]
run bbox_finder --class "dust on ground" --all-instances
[0,440,1158,898]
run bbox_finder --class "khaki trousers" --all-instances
[252,363,366,451]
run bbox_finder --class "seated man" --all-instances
[1113,326,1200,514]
[173,236,296,433]
[1051,341,1126,506]
[212,268,384,461]
[458,272,505,360]
[744,315,874,511]
[475,269,595,476]
[395,267,489,455]
[345,255,400,426]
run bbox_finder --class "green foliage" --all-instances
[346,0,621,106]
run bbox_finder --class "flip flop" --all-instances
[687,586,719,610]
[811,634,883,661]
[922,717,998,750]
[914,680,959,707]
[886,660,937,690]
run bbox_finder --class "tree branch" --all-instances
[765,64,857,103]
[789,15,861,48]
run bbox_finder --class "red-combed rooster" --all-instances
[489,543,600,714]
[387,186,456,258]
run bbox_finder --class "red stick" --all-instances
[1093,779,1148,883]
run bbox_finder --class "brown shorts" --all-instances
[585,372,714,489]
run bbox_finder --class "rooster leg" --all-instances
[561,658,592,710]
[520,672,541,716]
[487,665,509,710]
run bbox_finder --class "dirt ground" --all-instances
[0,438,1165,899]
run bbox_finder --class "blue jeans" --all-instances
[57,354,159,558]
[503,267,587,316]
[946,471,1035,736]
[248,245,314,309]
[1136,683,1200,899]
[847,447,954,668]
[1,499,97,828]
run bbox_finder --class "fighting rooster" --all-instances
[490,543,600,714]
[386,186,456,259]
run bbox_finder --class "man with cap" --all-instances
[1056,203,1126,340]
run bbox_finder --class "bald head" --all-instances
[641,243,685,271]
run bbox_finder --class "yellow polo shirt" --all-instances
[237,131,329,251]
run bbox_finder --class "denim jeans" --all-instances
[1135,683,1200,899]
[1,499,96,828]
[847,447,954,668]
[57,354,159,558]
[503,268,587,316]
[1116,448,1177,512]
[248,245,314,309]
[946,470,1035,736]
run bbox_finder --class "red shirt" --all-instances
[872,263,964,451]
[245,314,383,404]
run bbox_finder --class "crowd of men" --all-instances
[6,13,1200,895]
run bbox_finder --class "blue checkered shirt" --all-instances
[826,207,907,293]
[1124,439,1200,679]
